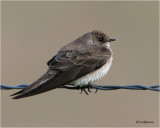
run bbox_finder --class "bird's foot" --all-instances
[80,88,88,95]
[76,85,93,95]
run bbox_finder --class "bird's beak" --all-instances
[108,39,116,42]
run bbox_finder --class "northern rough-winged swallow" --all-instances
[12,30,116,99]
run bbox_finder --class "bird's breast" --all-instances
[70,56,113,87]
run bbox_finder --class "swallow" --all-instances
[11,30,116,99]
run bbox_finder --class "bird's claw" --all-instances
[80,88,88,95]
[77,85,93,95]
[87,86,91,92]
[94,88,98,93]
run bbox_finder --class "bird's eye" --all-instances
[98,37,104,42]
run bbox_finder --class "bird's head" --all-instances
[91,30,116,48]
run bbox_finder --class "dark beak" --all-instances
[108,39,116,42]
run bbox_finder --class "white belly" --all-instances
[70,56,113,87]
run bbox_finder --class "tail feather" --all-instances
[10,89,25,96]
[12,90,39,99]
[11,69,57,99]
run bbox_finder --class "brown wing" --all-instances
[12,45,111,99]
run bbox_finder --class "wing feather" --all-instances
[12,45,111,99]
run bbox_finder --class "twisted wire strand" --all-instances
[0,84,160,91]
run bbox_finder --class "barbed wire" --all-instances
[1,84,160,95]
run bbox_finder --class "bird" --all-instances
[11,30,116,99]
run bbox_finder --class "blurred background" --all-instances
[1,1,159,127]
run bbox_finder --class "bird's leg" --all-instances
[76,86,89,95]
[88,84,98,93]
[78,86,88,95]
[86,84,93,92]
[77,84,94,95]
[86,84,98,93]
[81,88,89,95]
[76,84,98,94]
[75,86,83,94]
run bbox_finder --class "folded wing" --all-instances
[12,45,111,99]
